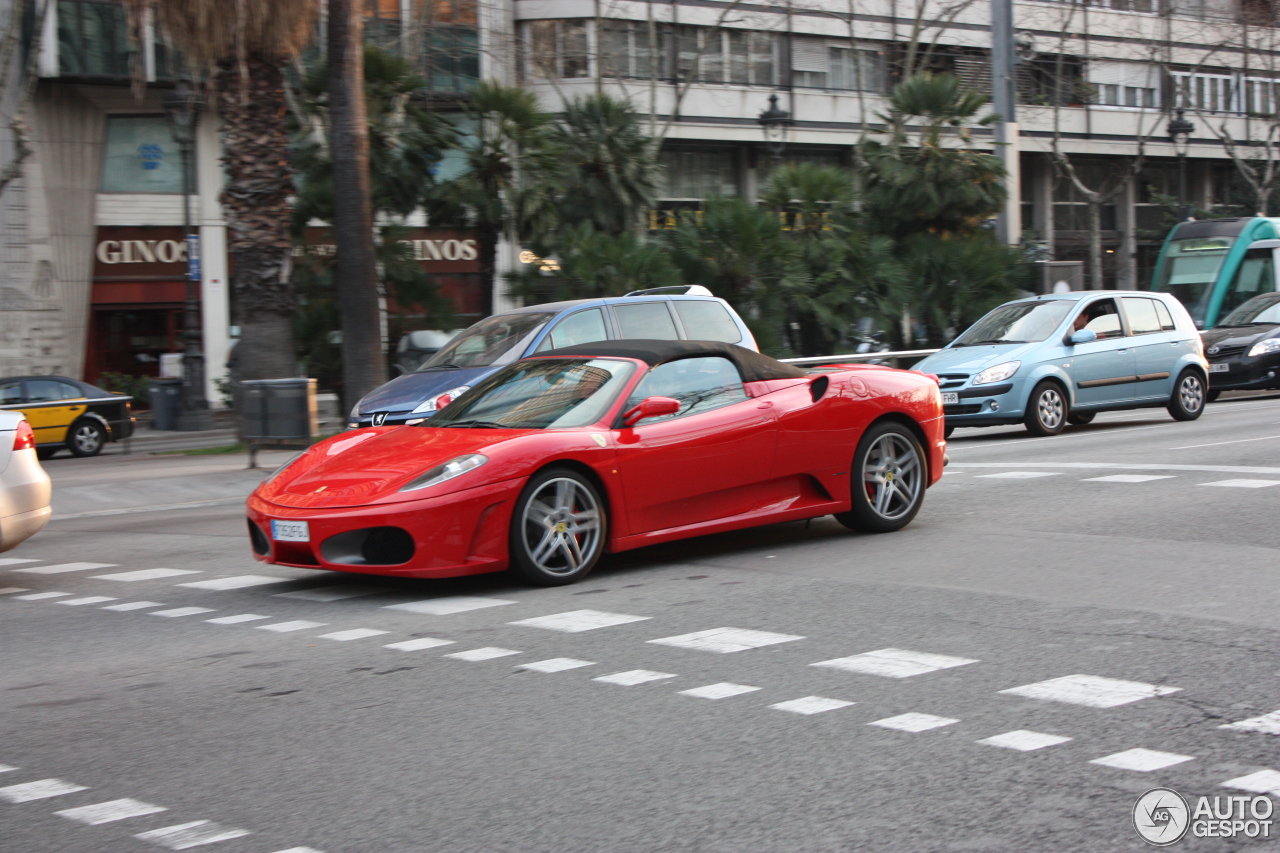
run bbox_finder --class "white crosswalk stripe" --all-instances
[178,575,288,591]
[56,798,167,825]
[14,562,115,575]
[57,596,116,606]
[1219,710,1280,735]
[978,730,1072,751]
[679,683,761,700]
[134,820,250,849]
[0,587,29,594]
[1199,479,1280,488]
[0,779,89,803]
[649,627,804,653]
[384,596,515,615]
[0,557,39,566]
[770,696,853,715]
[812,648,978,678]
[256,620,326,633]
[594,670,677,686]
[518,658,596,673]
[276,586,382,602]
[1082,475,1175,483]
[94,569,199,582]
[999,674,1180,708]
[1089,748,1194,772]
[205,614,270,625]
[14,592,70,600]
[318,629,389,641]
[1221,769,1280,795]
[151,607,215,618]
[102,601,164,611]
[509,610,651,632]
[869,712,958,732]
[384,637,455,651]
[446,647,521,661]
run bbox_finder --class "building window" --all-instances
[101,116,186,194]
[1089,61,1159,109]
[1033,0,1158,13]
[788,37,885,92]
[57,0,131,77]
[594,21,779,86]
[414,0,479,93]
[1017,55,1086,106]
[660,149,738,200]
[529,20,589,80]
[600,21,664,80]
[365,0,402,51]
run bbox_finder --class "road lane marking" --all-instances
[771,696,854,715]
[1171,433,1280,449]
[1000,674,1180,707]
[0,765,17,773]
[1199,479,1280,488]
[384,637,455,651]
[812,648,979,678]
[178,576,288,591]
[649,628,805,653]
[383,596,516,616]
[950,461,1280,475]
[0,587,30,594]
[275,586,383,602]
[594,670,677,686]
[517,658,596,673]
[56,798,168,824]
[94,569,200,582]
[446,647,521,661]
[151,607,216,618]
[318,629,390,641]
[13,562,115,575]
[0,558,39,566]
[51,498,244,520]
[13,592,70,600]
[1222,769,1280,795]
[134,820,251,849]
[0,778,89,802]
[978,730,1072,751]
[1220,710,1280,735]
[1089,748,1194,772]
[204,614,270,625]
[679,683,761,700]
[102,601,164,611]
[57,596,117,606]
[256,620,326,633]
[869,712,958,732]
[975,472,1061,479]
[509,610,651,632]
[1081,474,1176,483]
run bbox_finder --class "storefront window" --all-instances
[660,150,738,200]
[101,116,186,194]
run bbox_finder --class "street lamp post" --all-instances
[1167,108,1196,223]
[758,94,792,166]
[163,76,213,431]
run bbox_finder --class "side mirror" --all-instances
[622,396,681,427]
[1069,329,1097,345]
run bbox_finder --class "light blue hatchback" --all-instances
[915,291,1210,436]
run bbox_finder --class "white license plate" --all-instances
[270,520,310,542]
[1208,363,1229,373]
[941,392,959,405]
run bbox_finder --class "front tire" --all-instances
[834,421,926,534]
[1024,381,1068,436]
[509,468,606,586]
[1168,369,1206,421]
[67,419,106,457]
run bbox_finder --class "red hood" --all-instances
[256,426,533,508]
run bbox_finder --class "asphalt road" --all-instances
[2,396,1278,852]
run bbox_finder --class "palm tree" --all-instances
[128,0,320,380]
[551,94,662,236]
[431,82,558,316]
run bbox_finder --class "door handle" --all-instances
[756,402,773,409]
[1117,349,1128,353]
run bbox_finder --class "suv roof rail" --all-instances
[624,285,714,298]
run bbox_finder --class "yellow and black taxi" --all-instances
[0,376,134,459]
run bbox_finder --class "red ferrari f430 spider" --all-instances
[246,340,945,585]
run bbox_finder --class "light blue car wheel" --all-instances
[1024,381,1068,437]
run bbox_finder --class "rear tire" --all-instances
[834,421,927,534]
[1024,381,1068,436]
[1067,411,1095,426]
[1168,369,1206,421]
[67,419,105,457]
[509,467,606,586]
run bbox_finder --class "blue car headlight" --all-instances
[972,361,1020,385]
[411,385,471,415]
[400,454,488,492]
[1247,338,1280,357]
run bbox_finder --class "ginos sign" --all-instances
[96,239,187,265]
[296,227,480,272]
[407,238,478,262]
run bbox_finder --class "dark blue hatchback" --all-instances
[348,288,757,429]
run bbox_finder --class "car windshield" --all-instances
[427,358,638,429]
[952,300,1074,346]
[1219,293,1280,326]
[418,312,554,370]
[1152,237,1234,323]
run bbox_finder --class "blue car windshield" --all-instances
[428,358,638,429]
[418,312,555,370]
[953,301,1074,346]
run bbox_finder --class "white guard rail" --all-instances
[779,349,941,368]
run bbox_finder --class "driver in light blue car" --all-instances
[914,291,1210,437]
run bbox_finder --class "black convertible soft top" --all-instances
[539,339,809,383]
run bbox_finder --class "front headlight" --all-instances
[1247,338,1280,357]
[972,361,1020,385]
[411,385,471,415]
[399,453,488,492]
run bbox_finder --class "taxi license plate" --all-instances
[271,520,310,542]
[1208,363,1229,373]
[941,392,959,405]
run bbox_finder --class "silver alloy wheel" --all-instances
[862,432,923,521]
[520,477,602,576]
[1036,387,1065,430]
[1179,374,1204,414]
[71,422,103,454]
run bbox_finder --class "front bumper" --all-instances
[1206,355,1280,391]
[941,380,1027,426]
[246,478,522,579]
[349,411,431,430]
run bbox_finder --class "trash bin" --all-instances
[148,378,182,431]
[240,378,319,440]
